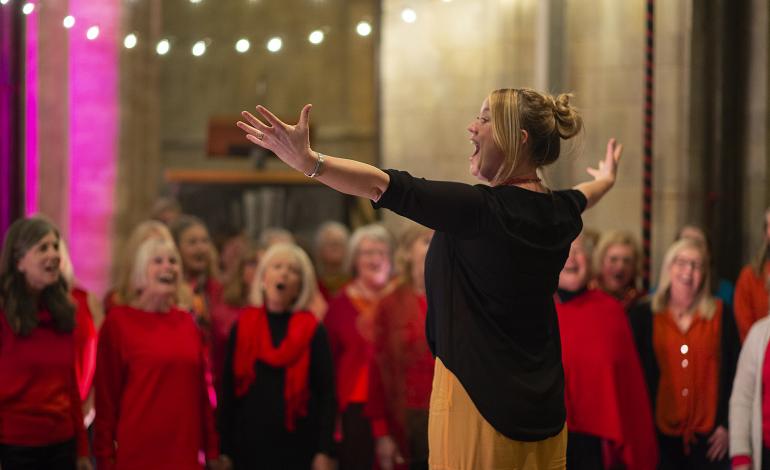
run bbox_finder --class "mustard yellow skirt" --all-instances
[428,358,567,470]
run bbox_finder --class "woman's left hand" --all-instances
[237,104,315,175]
[706,425,729,461]
[311,452,335,470]
[586,138,623,186]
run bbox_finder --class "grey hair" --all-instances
[129,238,183,302]
[344,224,393,277]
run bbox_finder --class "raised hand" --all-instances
[237,104,315,174]
[586,138,623,186]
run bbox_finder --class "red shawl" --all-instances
[233,306,318,431]
[556,289,658,470]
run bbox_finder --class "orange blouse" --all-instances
[653,302,723,447]
[734,261,770,342]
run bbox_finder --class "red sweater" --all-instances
[367,285,434,450]
[324,291,377,413]
[72,287,97,401]
[556,289,658,470]
[94,305,218,470]
[0,306,88,456]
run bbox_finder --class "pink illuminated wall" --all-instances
[23,0,119,295]
[24,8,38,216]
[67,0,119,295]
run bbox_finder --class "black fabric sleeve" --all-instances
[218,325,238,458]
[628,301,658,411]
[717,303,740,428]
[309,325,336,455]
[562,189,588,214]
[372,169,487,237]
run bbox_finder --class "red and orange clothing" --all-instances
[0,306,89,457]
[94,305,218,470]
[629,300,739,453]
[735,261,770,342]
[367,284,434,460]
[325,288,381,414]
[556,288,657,470]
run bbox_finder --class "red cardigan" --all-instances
[366,285,434,457]
[0,305,88,456]
[72,287,97,402]
[324,290,375,413]
[94,305,218,470]
[556,289,658,470]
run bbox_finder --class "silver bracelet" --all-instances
[304,151,324,178]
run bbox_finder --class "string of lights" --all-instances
[0,0,463,56]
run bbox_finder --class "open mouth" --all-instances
[276,282,286,291]
[470,140,480,158]
[563,265,579,274]
[158,273,177,285]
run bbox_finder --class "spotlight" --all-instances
[124,33,137,49]
[266,37,282,53]
[235,38,250,53]
[401,8,417,23]
[22,2,34,15]
[356,21,372,37]
[192,40,206,57]
[156,39,170,55]
[308,30,324,45]
[63,15,75,29]
[86,25,100,40]
[0,0,10,6]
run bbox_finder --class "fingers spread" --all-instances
[256,105,286,129]
[299,104,313,128]
[241,111,270,131]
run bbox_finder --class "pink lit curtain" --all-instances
[0,5,22,235]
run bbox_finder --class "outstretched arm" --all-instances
[573,138,623,210]
[237,104,390,202]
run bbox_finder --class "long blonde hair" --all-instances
[487,88,583,185]
[592,230,641,289]
[652,239,716,319]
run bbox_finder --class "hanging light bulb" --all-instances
[191,40,206,57]
[63,15,75,29]
[156,39,171,55]
[308,30,324,45]
[0,0,11,6]
[124,33,138,49]
[356,21,372,37]
[235,38,250,53]
[266,37,282,53]
[22,2,35,15]
[401,8,417,23]
[86,25,100,40]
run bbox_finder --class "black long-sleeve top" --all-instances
[218,311,335,469]
[373,169,586,441]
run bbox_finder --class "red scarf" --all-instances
[233,306,318,431]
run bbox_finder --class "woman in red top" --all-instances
[556,234,657,470]
[171,215,224,331]
[630,238,739,469]
[368,224,434,470]
[0,216,91,470]
[591,230,644,311]
[93,237,219,470]
[324,223,395,469]
[735,207,770,342]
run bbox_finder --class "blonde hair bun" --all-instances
[552,93,583,140]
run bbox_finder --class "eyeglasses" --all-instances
[672,257,704,272]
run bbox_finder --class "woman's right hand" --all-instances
[586,138,623,186]
[376,435,404,470]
